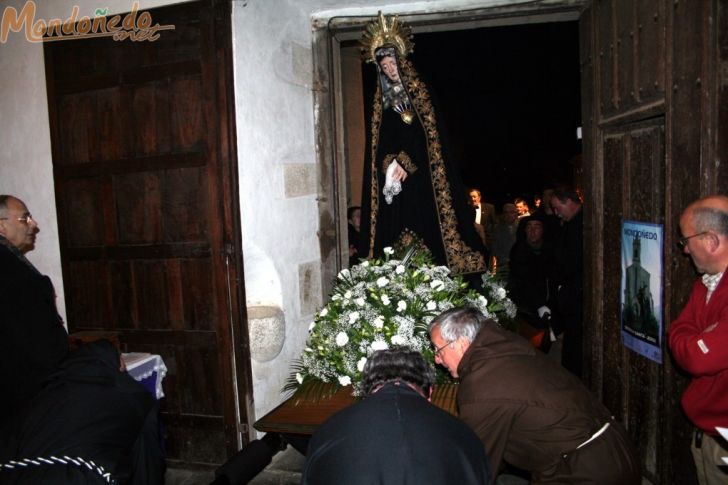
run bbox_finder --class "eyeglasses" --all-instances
[677,231,708,249]
[432,341,451,357]
[0,214,35,224]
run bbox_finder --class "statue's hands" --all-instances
[391,161,408,182]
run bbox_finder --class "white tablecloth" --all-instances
[122,352,168,399]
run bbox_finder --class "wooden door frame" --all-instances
[208,0,255,451]
[312,1,588,298]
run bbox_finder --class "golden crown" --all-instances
[360,11,414,63]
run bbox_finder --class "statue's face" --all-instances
[379,56,400,82]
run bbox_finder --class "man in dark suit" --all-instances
[469,188,496,247]
[0,195,68,426]
[302,348,490,485]
[549,186,584,377]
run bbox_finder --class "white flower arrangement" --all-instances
[285,247,515,395]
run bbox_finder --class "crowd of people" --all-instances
[354,184,588,378]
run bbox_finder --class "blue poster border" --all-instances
[620,220,664,364]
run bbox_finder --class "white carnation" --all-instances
[426,301,437,311]
[336,332,349,346]
[338,375,352,386]
[344,290,352,299]
[360,261,369,267]
[497,287,507,299]
[377,277,389,287]
[337,269,350,279]
[397,300,407,312]
[395,265,405,274]
[371,339,388,351]
[357,357,367,372]
[383,247,394,255]
[430,280,445,290]
[373,316,384,328]
[320,308,328,317]
[355,297,365,307]
[348,312,360,324]
[381,294,391,305]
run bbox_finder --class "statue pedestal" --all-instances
[212,382,459,484]
[254,382,459,436]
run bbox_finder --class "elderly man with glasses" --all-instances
[0,195,68,428]
[429,306,639,484]
[669,195,728,485]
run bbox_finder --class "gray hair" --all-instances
[429,306,488,344]
[0,195,12,217]
[692,207,728,236]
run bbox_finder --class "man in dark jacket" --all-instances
[550,186,584,377]
[507,214,554,350]
[429,307,639,484]
[302,347,490,485]
[0,340,163,484]
[0,195,68,426]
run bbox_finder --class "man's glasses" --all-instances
[432,341,451,357]
[0,214,35,225]
[677,231,708,249]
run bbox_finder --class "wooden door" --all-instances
[44,0,252,465]
[580,1,725,483]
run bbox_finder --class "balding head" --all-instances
[0,195,40,254]
[679,195,728,274]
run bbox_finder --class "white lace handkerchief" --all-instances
[383,160,402,204]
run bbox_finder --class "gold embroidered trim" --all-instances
[368,83,383,259]
[395,151,416,174]
[381,151,416,174]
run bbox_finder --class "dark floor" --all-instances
[164,447,304,485]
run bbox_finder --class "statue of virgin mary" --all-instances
[358,13,488,275]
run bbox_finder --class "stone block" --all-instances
[284,163,315,198]
[247,306,285,362]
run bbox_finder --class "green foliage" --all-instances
[286,246,516,396]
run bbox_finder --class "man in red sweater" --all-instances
[669,194,728,485]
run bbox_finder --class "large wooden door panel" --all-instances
[45,0,250,465]
[582,1,721,482]
[601,121,665,481]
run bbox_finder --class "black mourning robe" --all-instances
[359,53,488,275]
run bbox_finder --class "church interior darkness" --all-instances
[359,19,582,209]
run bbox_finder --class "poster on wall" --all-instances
[620,220,663,363]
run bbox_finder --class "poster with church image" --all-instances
[620,220,663,363]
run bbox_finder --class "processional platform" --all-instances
[254,382,459,435]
